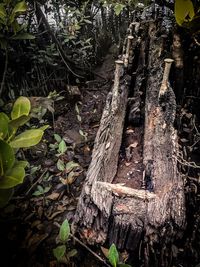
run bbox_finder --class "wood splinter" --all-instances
[124,35,134,68]
[112,60,124,112]
[159,58,174,97]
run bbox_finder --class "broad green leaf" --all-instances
[114,4,125,16]
[11,96,31,120]
[0,166,25,189]
[11,20,21,34]
[65,161,80,172]
[0,112,9,139]
[0,140,14,175]
[11,33,35,40]
[10,129,44,148]
[14,160,28,169]
[59,219,70,243]
[58,140,67,154]
[9,115,30,129]
[0,188,14,208]
[108,244,119,267]
[57,159,65,171]
[54,134,62,143]
[175,0,195,26]
[38,125,49,131]
[12,1,27,14]
[53,245,66,261]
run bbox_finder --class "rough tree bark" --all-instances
[74,9,186,267]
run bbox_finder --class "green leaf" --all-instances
[37,185,44,193]
[108,244,119,267]
[59,219,70,243]
[9,115,30,129]
[10,33,35,40]
[0,166,25,189]
[11,96,31,120]
[14,160,28,169]
[53,245,66,262]
[54,134,62,143]
[57,159,65,171]
[44,186,51,193]
[9,129,44,148]
[12,1,27,14]
[114,4,125,16]
[175,0,195,26]
[32,190,43,196]
[38,125,49,131]
[0,112,9,139]
[0,4,6,21]
[58,140,67,154]
[0,140,15,175]
[0,188,14,208]
[65,161,80,172]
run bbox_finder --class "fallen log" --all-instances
[74,16,185,266]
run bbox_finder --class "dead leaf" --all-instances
[37,206,44,219]
[180,138,189,143]
[125,162,132,167]
[46,211,64,220]
[31,220,41,229]
[49,261,57,267]
[129,142,138,148]
[101,246,109,258]
[185,113,192,119]
[126,128,134,134]
[47,192,60,200]
[27,233,49,253]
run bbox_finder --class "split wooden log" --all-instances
[74,20,185,261]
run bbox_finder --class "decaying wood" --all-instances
[74,64,131,243]
[75,17,185,262]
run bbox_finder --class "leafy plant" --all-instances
[0,96,48,207]
[53,219,77,263]
[0,0,34,49]
[102,244,132,267]
[32,185,51,196]
[49,134,69,155]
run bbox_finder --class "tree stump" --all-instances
[74,16,186,266]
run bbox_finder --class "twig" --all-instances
[70,233,111,267]
[25,169,48,195]
[0,48,8,98]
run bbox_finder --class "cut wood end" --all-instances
[164,58,174,63]
[115,60,124,65]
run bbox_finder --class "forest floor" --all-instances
[0,51,200,267]
[0,55,116,267]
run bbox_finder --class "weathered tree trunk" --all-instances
[75,12,186,267]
